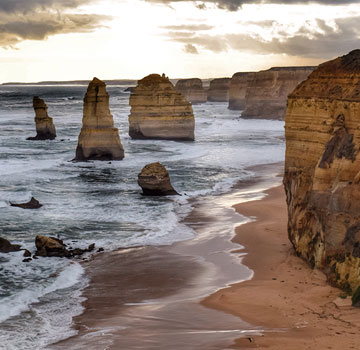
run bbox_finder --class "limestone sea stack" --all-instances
[27,97,56,140]
[228,72,254,110]
[242,67,315,120]
[129,74,195,140]
[138,162,178,196]
[75,78,124,161]
[284,49,360,295]
[207,78,231,102]
[175,78,207,104]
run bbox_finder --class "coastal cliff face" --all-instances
[75,78,124,161]
[207,78,231,102]
[129,74,195,140]
[284,50,360,293]
[228,72,254,110]
[28,97,56,140]
[175,78,207,104]
[242,67,315,120]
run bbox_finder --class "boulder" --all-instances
[175,78,207,104]
[242,66,315,120]
[129,74,195,140]
[75,77,124,161]
[10,197,42,209]
[0,237,21,253]
[207,78,231,102]
[138,162,179,196]
[27,97,56,140]
[283,49,360,294]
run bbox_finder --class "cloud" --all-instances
[164,15,360,58]
[0,0,109,47]
[144,0,360,11]
[161,24,213,31]
[184,43,199,53]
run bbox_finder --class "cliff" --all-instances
[175,78,207,104]
[241,67,315,120]
[284,50,360,295]
[75,78,124,161]
[129,74,195,140]
[228,72,254,110]
[207,78,231,102]
[27,97,56,140]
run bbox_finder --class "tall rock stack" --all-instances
[284,50,360,294]
[175,78,207,104]
[27,97,56,140]
[228,72,254,110]
[242,67,315,120]
[75,78,124,161]
[207,78,231,102]
[129,74,195,140]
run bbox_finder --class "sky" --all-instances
[0,0,360,82]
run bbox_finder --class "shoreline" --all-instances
[203,185,360,349]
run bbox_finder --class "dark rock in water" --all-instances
[124,86,135,92]
[97,247,104,253]
[23,258,32,263]
[35,235,96,258]
[23,249,32,257]
[10,197,42,209]
[0,237,22,253]
[138,162,179,196]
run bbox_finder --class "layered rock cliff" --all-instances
[207,78,231,102]
[228,72,254,110]
[175,78,207,104]
[284,50,360,294]
[129,74,195,140]
[27,97,56,140]
[75,78,124,161]
[242,67,315,120]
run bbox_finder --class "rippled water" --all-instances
[0,84,285,349]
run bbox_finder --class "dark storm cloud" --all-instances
[0,0,109,47]
[167,16,360,58]
[145,0,360,11]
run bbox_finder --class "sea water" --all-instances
[0,84,285,349]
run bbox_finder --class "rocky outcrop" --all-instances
[0,237,21,253]
[207,78,231,102]
[129,74,195,140]
[228,72,254,110]
[242,67,315,120]
[284,50,360,295]
[138,162,178,196]
[10,197,42,209]
[27,97,56,140]
[175,78,207,104]
[75,78,124,161]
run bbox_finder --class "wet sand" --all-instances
[204,186,360,349]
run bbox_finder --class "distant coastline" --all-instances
[1,79,138,86]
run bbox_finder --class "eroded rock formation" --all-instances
[207,78,231,102]
[175,78,207,104]
[228,72,254,110]
[10,197,42,209]
[27,97,56,140]
[75,78,124,161]
[138,162,178,196]
[129,74,195,140]
[242,67,315,120]
[0,237,21,253]
[284,50,360,295]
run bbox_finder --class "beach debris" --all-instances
[27,96,56,140]
[35,235,97,258]
[10,197,42,209]
[0,237,22,253]
[75,77,124,161]
[138,162,179,196]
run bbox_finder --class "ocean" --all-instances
[0,83,285,349]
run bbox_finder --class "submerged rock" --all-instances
[284,49,360,294]
[0,237,21,253]
[175,78,207,104]
[75,78,124,161]
[27,97,56,140]
[10,197,42,209]
[138,162,179,196]
[129,74,195,140]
